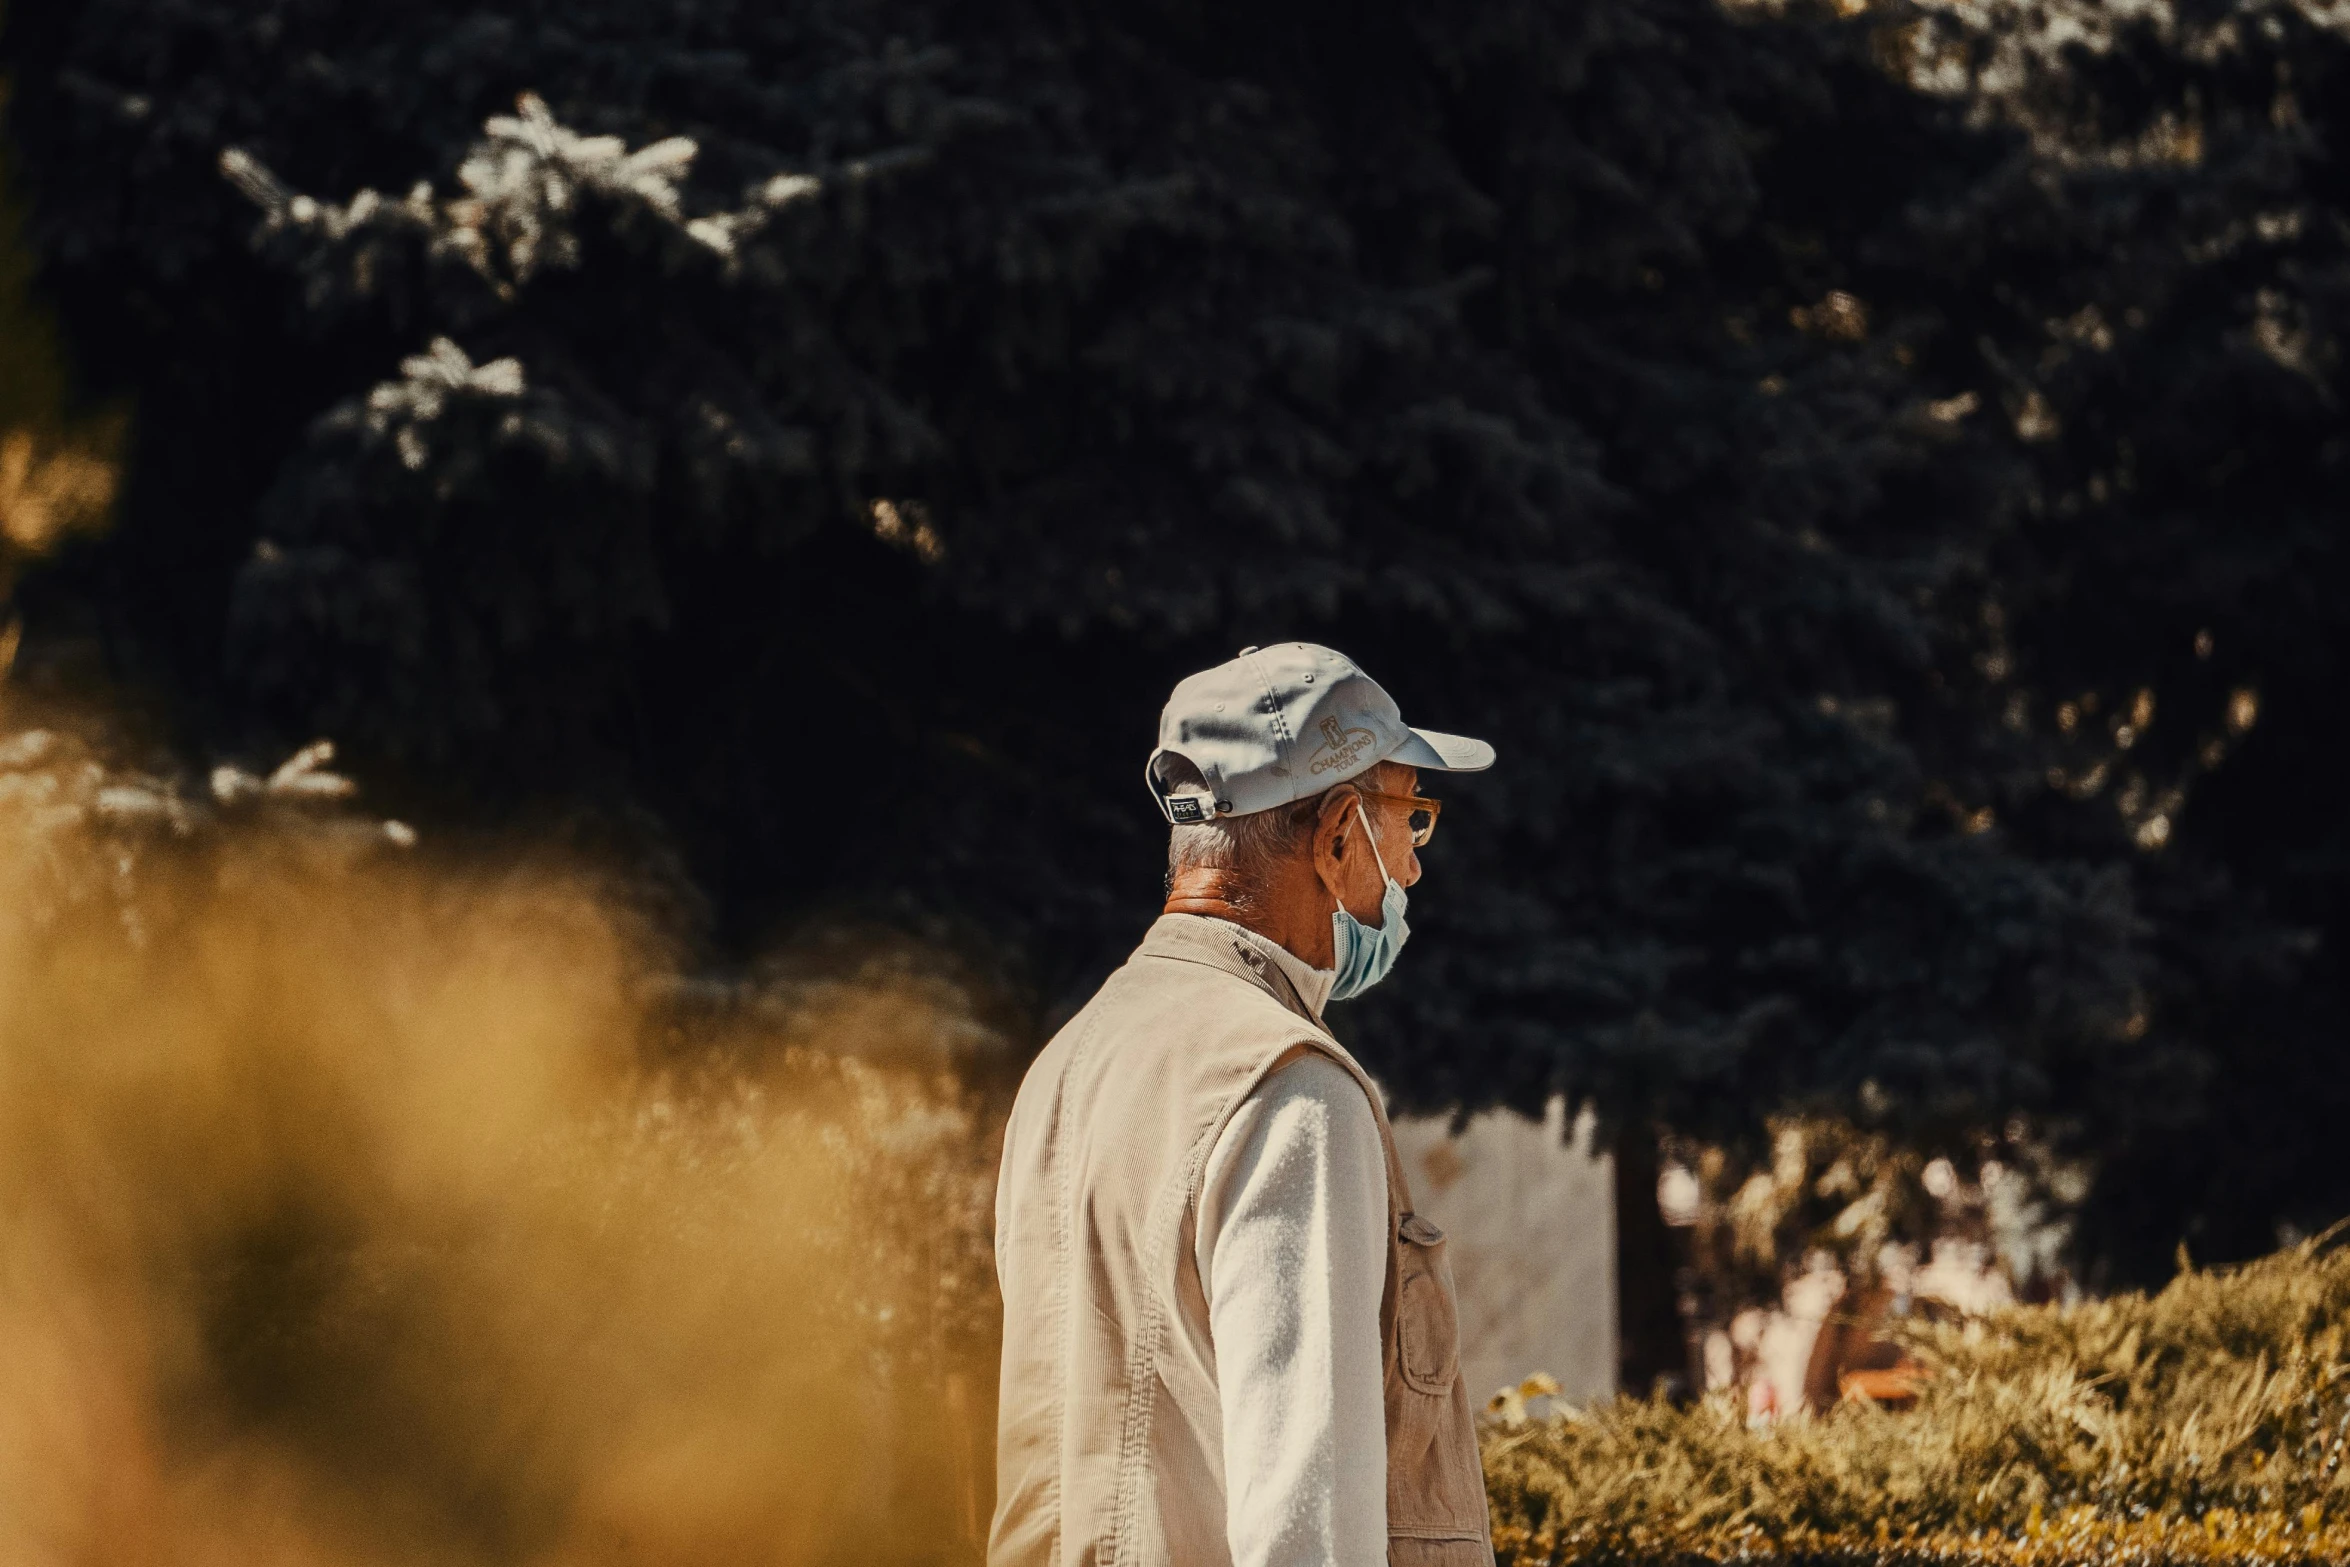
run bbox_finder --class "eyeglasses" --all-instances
[1355,787,1442,847]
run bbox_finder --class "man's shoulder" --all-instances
[1091,926,1317,1042]
[1011,921,1336,1122]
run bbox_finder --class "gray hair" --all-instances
[1162,756,1319,906]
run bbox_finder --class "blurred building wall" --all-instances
[1386,1096,1617,1405]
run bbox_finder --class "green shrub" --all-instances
[1486,1236,2350,1565]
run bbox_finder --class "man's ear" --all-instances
[1311,784,1361,898]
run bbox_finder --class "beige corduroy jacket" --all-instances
[989,914,1494,1567]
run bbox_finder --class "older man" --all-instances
[991,643,1498,1567]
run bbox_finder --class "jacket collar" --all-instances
[1135,914,1319,1025]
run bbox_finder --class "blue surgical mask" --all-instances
[1329,802,1410,1001]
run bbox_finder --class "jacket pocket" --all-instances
[1394,1212,1461,1395]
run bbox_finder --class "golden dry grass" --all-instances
[0,711,997,1567]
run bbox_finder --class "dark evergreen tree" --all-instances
[21,0,2328,1322]
[1887,0,2350,1284]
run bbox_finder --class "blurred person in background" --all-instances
[990,643,1498,1567]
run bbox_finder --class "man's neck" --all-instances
[1164,866,1336,969]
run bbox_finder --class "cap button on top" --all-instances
[1237,645,1259,655]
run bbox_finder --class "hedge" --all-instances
[1485,1236,2350,1565]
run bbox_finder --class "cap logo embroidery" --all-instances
[1308,714,1377,776]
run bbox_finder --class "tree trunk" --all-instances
[1611,1126,1688,1398]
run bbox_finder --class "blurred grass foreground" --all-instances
[0,708,997,1567]
[1488,1237,2350,1566]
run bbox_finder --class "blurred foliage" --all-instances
[0,0,2344,1289]
[1486,1233,2350,1565]
[1671,1114,2086,1317]
[0,697,1000,1566]
[0,65,115,625]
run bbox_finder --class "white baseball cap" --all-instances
[1145,643,1496,824]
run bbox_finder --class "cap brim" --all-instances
[1390,726,1496,773]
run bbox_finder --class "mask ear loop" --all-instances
[1353,800,1395,887]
